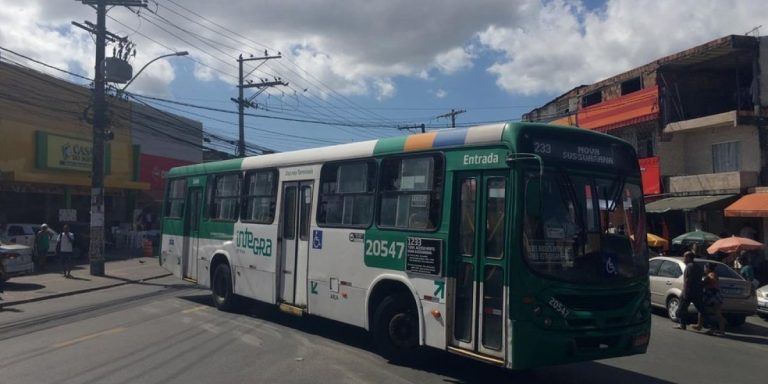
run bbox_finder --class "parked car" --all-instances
[0,240,35,282]
[0,223,57,253]
[649,256,757,326]
[757,284,768,320]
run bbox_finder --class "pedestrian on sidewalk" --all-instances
[34,224,51,272]
[694,262,726,336]
[674,251,705,330]
[56,224,75,278]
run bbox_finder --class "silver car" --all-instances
[649,256,757,326]
[0,240,35,282]
[757,284,768,320]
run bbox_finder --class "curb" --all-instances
[2,272,172,308]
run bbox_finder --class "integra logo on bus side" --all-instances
[236,228,273,257]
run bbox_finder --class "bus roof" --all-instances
[166,122,629,177]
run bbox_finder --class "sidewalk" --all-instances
[1,249,172,307]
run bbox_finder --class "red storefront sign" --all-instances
[639,156,660,195]
[139,153,194,199]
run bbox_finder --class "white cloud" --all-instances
[2,0,768,100]
[374,79,396,100]
[435,89,448,98]
[434,47,474,74]
[478,0,768,95]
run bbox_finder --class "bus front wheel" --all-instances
[373,295,418,360]
[212,263,238,312]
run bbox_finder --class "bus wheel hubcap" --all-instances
[389,313,416,348]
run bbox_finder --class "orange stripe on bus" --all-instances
[404,132,437,151]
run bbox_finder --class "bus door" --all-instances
[278,181,314,306]
[182,186,203,281]
[449,171,507,360]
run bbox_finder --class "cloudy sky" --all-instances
[1,0,768,152]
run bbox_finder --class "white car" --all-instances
[757,284,768,320]
[0,223,57,253]
[0,240,35,282]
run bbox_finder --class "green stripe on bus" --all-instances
[373,136,407,156]
[167,158,244,178]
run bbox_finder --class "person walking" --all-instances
[33,224,51,272]
[674,251,705,330]
[56,224,75,278]
[738,253,758,289]
[694,262,726,336]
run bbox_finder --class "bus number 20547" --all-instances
[365,239,405,259]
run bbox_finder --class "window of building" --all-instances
[621,77,642,95]
[712,141,740,173]
[317,160,376,227]
[378,154,443,231]
[637,131,654,158]
[242,170,277,224]
[210,173,241,221]
[581,91,602,108]
[165,178,186,218]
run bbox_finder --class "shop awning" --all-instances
[724,193,768,217]
[645,194,736,213]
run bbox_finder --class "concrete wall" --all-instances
[131,103,202,163]
[659,124,760,176]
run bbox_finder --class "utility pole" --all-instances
[79,0,147,276]
[233,53,287,157]
[436,108,466,128]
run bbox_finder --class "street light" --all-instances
[120,51,189,93]
[89,49,188,276]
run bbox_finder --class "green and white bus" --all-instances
[160,122,651,369]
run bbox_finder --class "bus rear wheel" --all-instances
[212,263,238,312]
[373,295,418,360]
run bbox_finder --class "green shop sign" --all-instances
[35,131,110,173]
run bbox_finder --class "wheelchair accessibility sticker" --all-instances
[312,230,323,249]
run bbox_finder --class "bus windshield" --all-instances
[523,169,648,284]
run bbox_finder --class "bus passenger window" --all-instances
[211,173,241,221]
[165,178,187,218]
[378,154,443,231]
[243,170,277,224]
[317,161,375,228]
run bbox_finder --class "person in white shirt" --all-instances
[56,224,75,278]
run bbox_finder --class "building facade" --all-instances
[0,60,202,233]
[523,35,768,249]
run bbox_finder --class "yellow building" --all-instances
[0,60,202,231]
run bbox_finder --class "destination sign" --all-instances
[521,135,636,171]
[532,140,614,165]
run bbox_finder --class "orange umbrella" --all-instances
[706,235,764,255]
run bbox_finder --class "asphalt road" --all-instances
[1,278,766,384]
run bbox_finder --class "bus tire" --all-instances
[211,263,238,312]
[373,294,419,361]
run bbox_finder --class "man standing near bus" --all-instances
[675,251,704,330]
[34,224,50,272]
[56,224,75,278]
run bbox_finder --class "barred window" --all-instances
[378,154,443,231]
[210,173,241,221]
[317,161,376,227]
[165,178,186,218]
[242,170,277,224]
